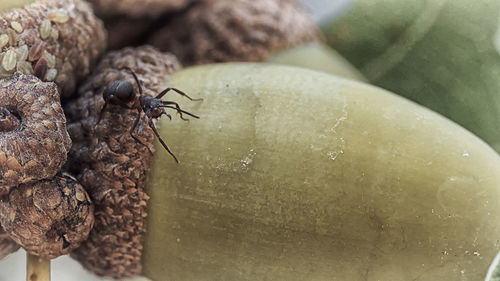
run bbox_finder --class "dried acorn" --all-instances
[0,0,107,98]
[147,0,319,66]
[0,173,94,259]
[65,46,182,278]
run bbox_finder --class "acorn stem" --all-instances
[26,253,50,281]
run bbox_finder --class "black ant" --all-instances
[96,67,201,163]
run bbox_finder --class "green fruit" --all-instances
[143,63,500,281]
[322,0,500,153]
[269,42,365,81]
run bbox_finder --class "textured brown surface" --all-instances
[0,0,107,98]
[66,46,181,278]
[0,224,19,259]
[0,74,70,189]
[89,0,194,18]
[105,17,156,50]
[148,0,319,66]
[0,173,94,259]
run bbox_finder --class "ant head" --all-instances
[140,96,166,119]
[103,80,136,104]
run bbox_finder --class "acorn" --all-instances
[138,63,500,281]
[322,0,500,153]
[268,42,365,81]
[0,1,498,281]
[65,61,500,280]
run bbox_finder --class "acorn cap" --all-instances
[65,46,181,278]
[88,0,194,18]
[147,0,319,66]
[0,0,107,98]
[0,173,94,259]
[0,225,19,259]
[0,73,71,189]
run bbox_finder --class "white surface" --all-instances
[0,1,353,280]
[0,250,106,281]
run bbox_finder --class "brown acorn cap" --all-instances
[0,73,71,189]
[104,16,157,50]
[0,224,20,259]
[0,0,107,98]
[88,0,194,18]
[65,46,181,278]
[147,0,320,66]
[0,173,94,259]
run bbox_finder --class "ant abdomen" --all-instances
[103,80,135,104]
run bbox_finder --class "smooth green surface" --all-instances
[143,63,500,281]
[323,0,500,153]
[269,42,365,81]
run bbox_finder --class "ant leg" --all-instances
[162,105,200,120]
[161,101,188,121]
[148,117,179,163]
[130,109,153,154]
[161,102,200,120]
[155,87,203,101]
[137,113,148,135]
[129,109,142,139]
[96,100,109,127]
[96,96,134,128]
[121,66,144,96]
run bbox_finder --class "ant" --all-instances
[96,67,201,163]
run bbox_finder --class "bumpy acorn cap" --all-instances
[148,0,319,66]
[0,73,71,189]
[88,0,194,18]
[0,0,107,98]
[0,225,19,259]
[65,46,181,278]
[0,173,94,259]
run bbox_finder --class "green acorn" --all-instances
[323,0,500,153]
[143,63,500,281]
[269,42,365,81]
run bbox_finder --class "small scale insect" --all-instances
[96,67,201,163]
